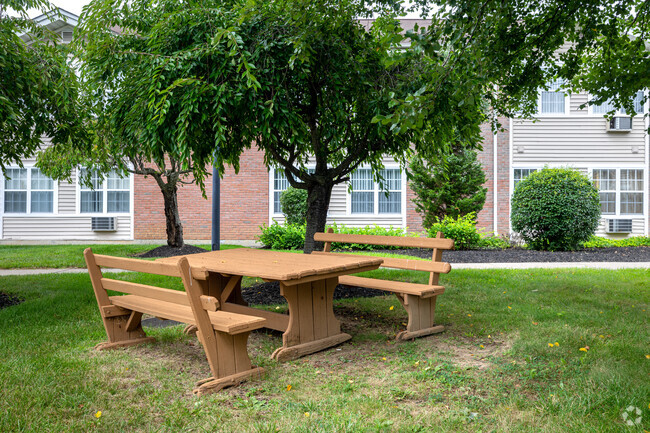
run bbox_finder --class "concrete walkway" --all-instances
[2,262,650,276]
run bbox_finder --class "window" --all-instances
[540,78,567,114]
[3,168,54,214]
[273,169,289,214]
[592,91,645,115]
[593,169,643,216]
[350,168,402,214]
[620,169,643,215]
[80,169,130,214]
[592,169,616,214]
[351,169,374,213]
[513,168,537,189]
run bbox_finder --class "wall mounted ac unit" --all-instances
[608,117,632,132]
[606,219,632,233]
[91,217,117,232]
[61,31,73,43]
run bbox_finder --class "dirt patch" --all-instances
[135,245,208,258]
[434,336,512,370]
[0,292,24,310]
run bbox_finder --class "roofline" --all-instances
[30,7,78,27]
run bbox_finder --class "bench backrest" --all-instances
[313,229,453,285]
[83,248,219,312]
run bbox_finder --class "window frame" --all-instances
[592,168,645,217]
[76,168,132,215]
[347,166,405,216]
[537,77,570,117]
[513,168,538,190]
[587,91,646,117]
[269,166,315,217]
[1,166,57,215]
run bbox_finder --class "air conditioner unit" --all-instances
[91,217,117,232]
[61,31,73,43]
[606,219,632,233]
[608,116,632,132]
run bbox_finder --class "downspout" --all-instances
[493,119,498,235]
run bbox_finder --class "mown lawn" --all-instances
[0,268,648,432]
[0,244,243,269]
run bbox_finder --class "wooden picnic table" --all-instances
[157,249,382,361]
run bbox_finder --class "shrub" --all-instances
[258,222,305,250]
[511,168,601,251]
[328,222,416,250]
[409,149,487,228]
[478,234,512,250]
[582,235,650,248]
[427,213,481,250]
[280,187,308,226]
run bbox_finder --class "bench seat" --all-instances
[338,276,445,298]
[110,295,266,335]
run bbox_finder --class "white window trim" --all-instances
[536,81,570,117]
[592,167,646,217]
[587,90,647,117]
[268,166,316,224]
[75,168,132,215]
[345,166,406,217]
[0,166,59,216]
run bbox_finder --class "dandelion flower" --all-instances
[554,342,559,347]
[579,347,588,352]
[389,306,394,311]
[286,384,292,391]
[304,412,310,417]
[548,343,554,347]
[507,306,512,310]
[95,411,102,419]
[468,314,472,317]
[645,354,650,359]
[480,345,485,349]
[382,357,387,361]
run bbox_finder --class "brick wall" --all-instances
[134,146,269,241]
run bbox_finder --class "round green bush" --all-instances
[280,187,308,226]
[511,168,601,251]
[427,213,481,250]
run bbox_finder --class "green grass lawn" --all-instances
[0,268,648,432]
[0,244,243,269]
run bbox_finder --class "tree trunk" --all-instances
[303,182,333,254]
[161,184,184,248]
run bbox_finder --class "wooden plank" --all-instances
[233,333,253,373]
[312,252,451,273]
[325,277,339,337]
[94,254,208,280]
[271,333,351,362]
[297,282,314,344]
[125,311,143,332]
[220,276,242,304]
[215,331,237,377]
[101,278,219,311]
[311,279,328,340]
[418,297,432,330]
[279,283,301,347]
[282,263,382,286]
[109,295,265,334]
[221,303,289,332]
[84,248,111,307]
[314,232,454,249]
[338,275,445,298]
[95,337,156,351]
[405,294,418,333]
[100,304,131,318]
[430,232,443,285]
[396,325,445,341]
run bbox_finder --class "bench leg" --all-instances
[96,312,155,350]
[193,330,263,395]
[395,294,445,341]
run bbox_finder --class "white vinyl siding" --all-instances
[2,216,132,240]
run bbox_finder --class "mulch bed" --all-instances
[136,245,208,258]
[242,282,386,306]
[0,292,24,310]
[372,246,650,263]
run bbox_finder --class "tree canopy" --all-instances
[0,1,85,173]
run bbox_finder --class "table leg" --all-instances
[271,277,351,362]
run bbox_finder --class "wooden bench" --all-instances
[313,229,454,340]
[84,248,266,395]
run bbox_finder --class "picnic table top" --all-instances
[156,248,383,283]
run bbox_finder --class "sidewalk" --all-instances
[2,262,650,276]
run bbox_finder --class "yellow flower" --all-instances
[95,411,102,419]
[645,354,650,359]
[579,347,588,352]
[599,335,605,339]
[304,412,310,417]
[507,306,512,310]
[467,314,472,317]
[548,343,554,347]
[382,357,387,361]
[554,342,559,347]
[414,361,420,366]
[389,306,394,311]
[488,335,491,338]
[348,379,354,384]
[286,384,292,391]
[480,345,485,349]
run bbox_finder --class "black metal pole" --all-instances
[211,162,220,251]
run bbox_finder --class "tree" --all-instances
[0,1,86,173]
[37,0,261,248]
[409,148,487,228]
